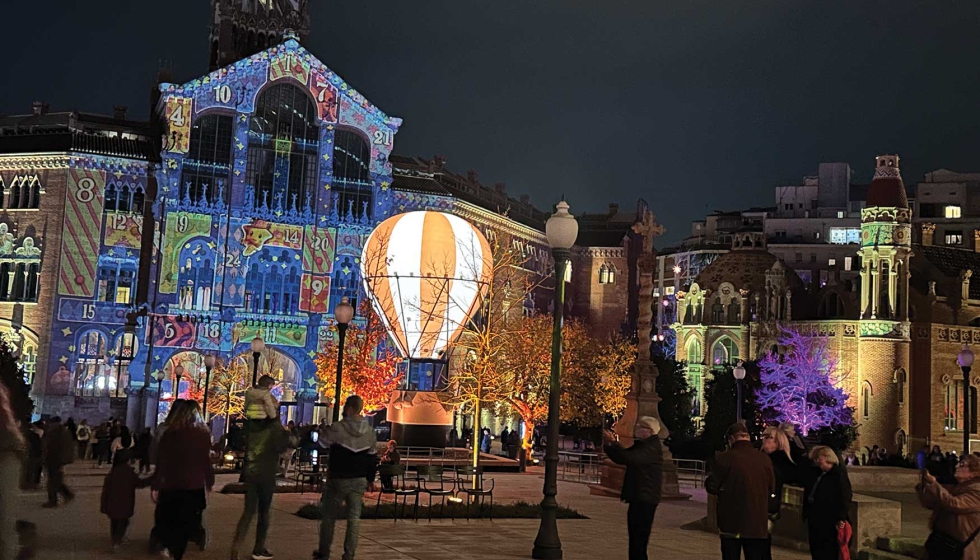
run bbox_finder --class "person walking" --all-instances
[802,446,853,560]
[602,416,664,560]
[110,425,134,462]
[761,426,798,560]
[918,454,980,560]
[41,416,75,508]
[231,414,289,560]
[0,382,26,560]
[706,423,775,560]
[314,396,379,560]
[133,428,152,474]
[501,426,510,456]
[94,422,111,467]
[76,420,92,460]
[101,449,152,550]
[24,421,42,490]
[153,400,214,560]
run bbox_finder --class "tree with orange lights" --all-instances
[314,302,403,414]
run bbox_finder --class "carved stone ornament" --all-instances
[941,373,952,386]
[642,379,654,393]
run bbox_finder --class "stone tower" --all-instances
[209,0,312,70]
[857,155,912,453]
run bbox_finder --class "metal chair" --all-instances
[375,464,420,521]
[416,465,456,521]
[456,465,495,521]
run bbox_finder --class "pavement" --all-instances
[16,461,812,560]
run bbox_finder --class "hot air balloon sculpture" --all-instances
[361,211,493,447]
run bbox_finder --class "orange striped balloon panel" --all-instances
[361,211,492,360]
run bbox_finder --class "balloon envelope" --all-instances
[361,211,492,360]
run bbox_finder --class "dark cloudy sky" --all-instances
[3,1,980,244]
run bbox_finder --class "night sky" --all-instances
[4,1,980,244]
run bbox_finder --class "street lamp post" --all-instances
[152,370,165,426]
[733,361,747,424]
[174,364,184,399]
[959,344,975,456]
[332,297,355,423]
[250,336,265,386]
[202,355,215,422]
[533,199,578,560]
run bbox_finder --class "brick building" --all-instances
[673,155,980,455]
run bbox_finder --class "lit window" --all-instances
[653,289,661,297]
[598,266,608,284]
[828,258,836,267]
[945,205,962,219]
[837,211,845,219]
[607,267,615,284]
[946,231,964,245]
[844,257,853,271]
[665,286,675,296]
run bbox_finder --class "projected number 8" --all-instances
[76,177,96,203]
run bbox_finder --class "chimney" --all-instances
[974,229,980,253]
[609,203,619,216]
[113,106,128,120]
[31,101,49,116]
[921,223,935,246]
[466,170,479,183]
[431,155,447,170]
[520,194,530,205]
[494,183,506,196]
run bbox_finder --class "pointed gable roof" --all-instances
[156,37,401,134]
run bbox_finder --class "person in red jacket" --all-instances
[153,400,214,560]
[101,449,152,549]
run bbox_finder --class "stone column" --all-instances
[594,212,686,499]
[871,261,880,318]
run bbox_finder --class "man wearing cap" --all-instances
[706,423,776,560]
[602,416,664,560]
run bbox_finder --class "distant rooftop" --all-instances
[0,102,156,161]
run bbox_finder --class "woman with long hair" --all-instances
[153,400,213,560]
[760,426,799,559]
[0,382,26,560]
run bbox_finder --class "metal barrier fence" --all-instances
[673,458,707,488]
[557,451,602,484]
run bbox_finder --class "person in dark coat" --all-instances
[94,422,111,467]
[707,423,776,560]
[761,426,799,560]
[24,422,42,490]
[101,450,152,549]
[602,416,664,560]
[133,428,152,474]
[801,445,853,560]
[41,416,75,508]
[501,426,510,456]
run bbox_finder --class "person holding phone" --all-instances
[918,455,980,560]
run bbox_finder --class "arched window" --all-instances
[712,337,739,366]
[607,266,616,284]
[330,255,360,314]
[183,113,235,205]
[598,266,608,284]
[110,332,138,398]
[946,383,961,430]
[862,382,873,419]
[819,292,845,319]
[686,338,702,364]
[104,183,118,212]
[74,331,107,396]
[243,249,302,315]
[332,129,372,221]
[4,178,35,209]
[176,241,214,311]
[895,368,907,405]
[248,85,319,214]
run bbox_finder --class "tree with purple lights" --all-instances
[756,327,853,436]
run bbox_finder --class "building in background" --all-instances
[0,103,156,421]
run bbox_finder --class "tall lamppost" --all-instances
[202,354,215,422]
[533,199,578,560]
[174,364,184,400]
[733,361,746,424]
[250,335,265,386]
[332,296,355,423]
[152,370,165,426]
[959,344,975,456]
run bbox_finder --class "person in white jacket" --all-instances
[245,376,279,421]
[75,420,92,460]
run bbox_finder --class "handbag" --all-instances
[925,523,980,560]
